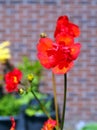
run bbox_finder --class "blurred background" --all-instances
[0,0,97,129]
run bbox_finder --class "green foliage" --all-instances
[25,93,53,116]
[0,93,36,116]
[81,123,97,130]
[0,94,21,116]
[0,92,53,117]
[18,57,43,91]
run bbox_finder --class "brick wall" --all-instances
[0,0,97,125]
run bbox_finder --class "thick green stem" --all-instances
[61,74,67,130]
[31,89,50,118]
[52,73,59,128]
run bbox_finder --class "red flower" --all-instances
[5,68,22,92]
[10,117,16,130]
[54,15,80,38]
[37,37,81,74]
[41,118,57,130]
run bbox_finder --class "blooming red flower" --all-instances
[10,117,16,130]
[5,68,22,92]
[41,118,57,130]
[54,15,80,38]
[37,37,81,74]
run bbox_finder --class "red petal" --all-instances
[56,33,74,46]
[5,84,18,92]
[37,38,53,53]
[70,43,81,60]
[10,117,16,130]
[12,68,22,81]
[69,23,80,37]
[37,53,52,68]
[37,37,56,69]
[54,16,69,38]
[56,15,69,26]
[52,62,74,74]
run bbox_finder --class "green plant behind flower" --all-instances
[25,93,53,116]
[18,57,43,91]
[0,94,21,116]
[0,93,36,116]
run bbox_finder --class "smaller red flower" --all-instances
[10,117,16,130]
[41,118,57,130]
[5,68,22,92]
[54,15,80,38]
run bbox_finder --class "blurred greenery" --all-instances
[81,123,97,130]
[25,93,53,116]
[18,57,43,91]
[0,92,51,116]
[0,94,21,116]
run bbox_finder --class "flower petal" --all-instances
[52,62,74,74]
[37,52,53,68]
[54,15,80,38]
[56,33,74,46]
[37,37,56,69]
[70,43,81,60]
[37,38,53,53]
[69,23,80,37]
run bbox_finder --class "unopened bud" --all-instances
[27,74,34,82]
[40,33,47,38]
[18,88,24,95]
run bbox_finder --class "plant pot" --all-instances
[24,111,56,130]
[0,116,19,130]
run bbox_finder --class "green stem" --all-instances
[31,89,50,118]
[52,73,59,128]
[61,74,67,130]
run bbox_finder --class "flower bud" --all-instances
[40,33,47,38]
[27,74,34,82]
[18,88,24,95]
